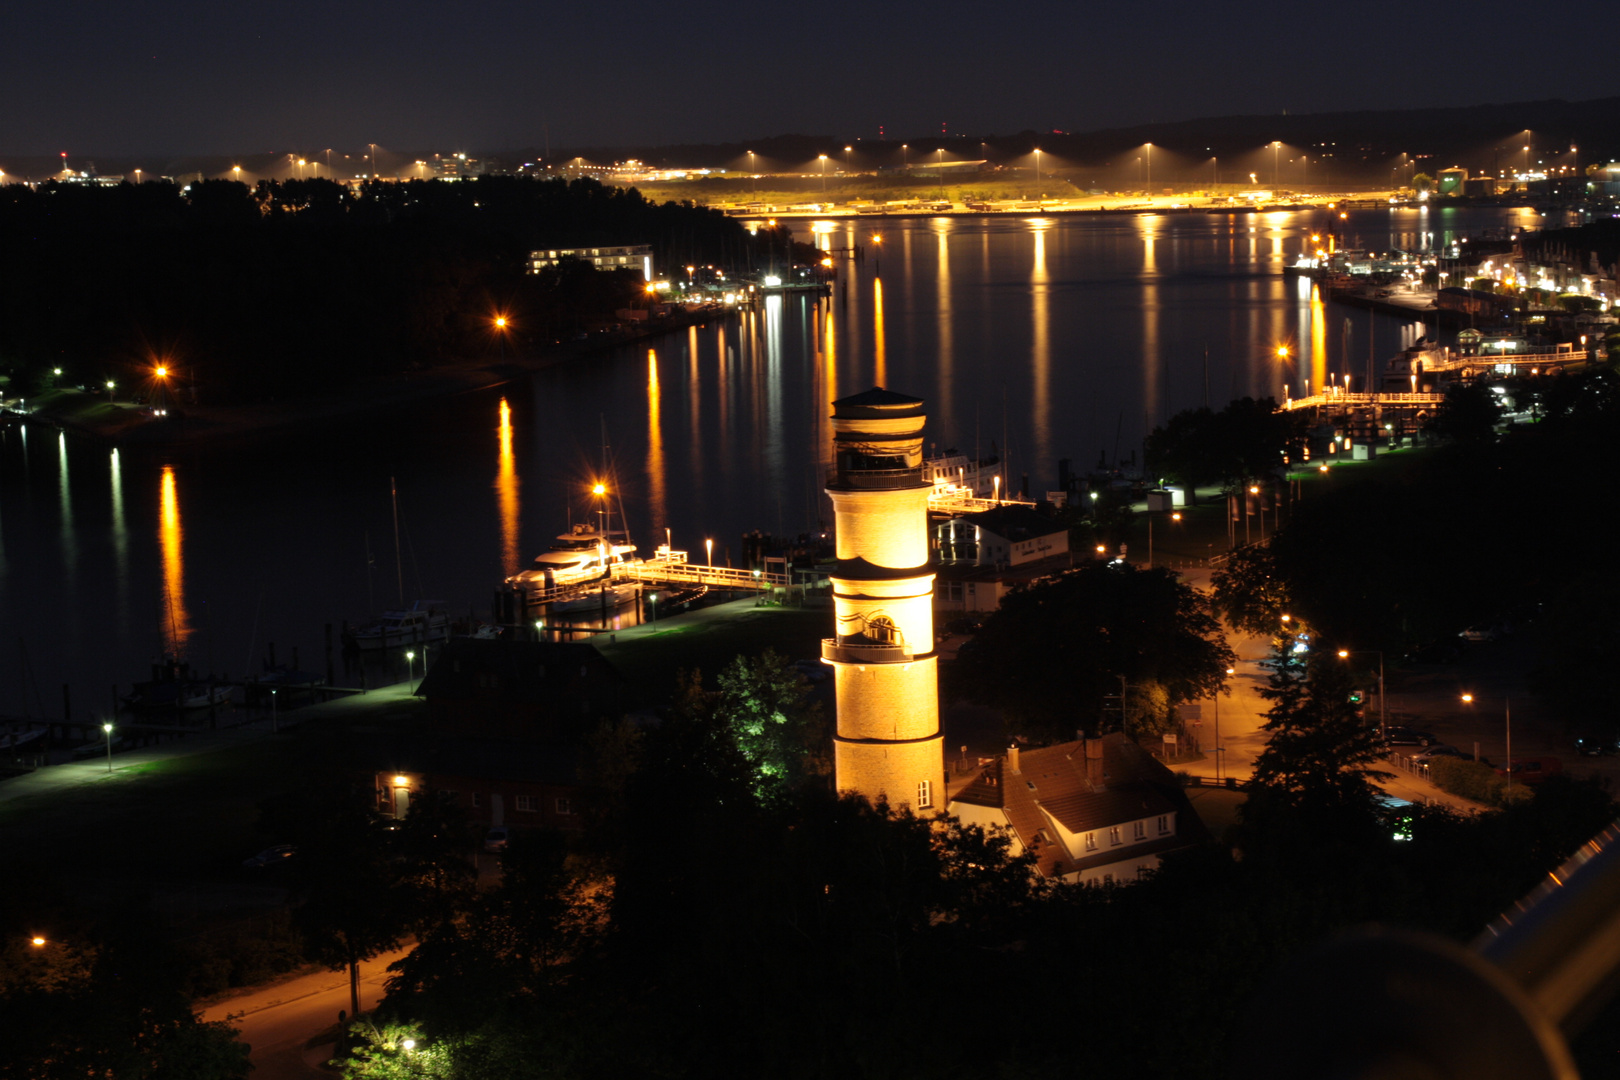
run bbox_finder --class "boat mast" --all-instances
[391,477,405,606]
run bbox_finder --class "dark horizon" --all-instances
[3,0,1613,158]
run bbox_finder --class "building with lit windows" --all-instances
[529,245,653,280]
[948,734,1209,884]
[823,388,945,813]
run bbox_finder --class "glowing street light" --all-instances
[1338,649,1387,740]
[102,722,114,773]
[819,154,827,193]
[405,650,416,686]
[705,537,714,567]
[31,937,46,947]
[105,379,115,403]
[747,150,756,199]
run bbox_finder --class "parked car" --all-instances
[242,844,296,869]
[1383,726,1437,747]
[1412,744,1467,764]
[1403,642,1460,665]
[483,827,509,853]
[1495,758,1563,784]
[1458,625,1500,643]
[1574,734,1620,757]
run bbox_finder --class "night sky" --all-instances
[2,0,1613,157]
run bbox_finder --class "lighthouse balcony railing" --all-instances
[826,467,925,490]
[822,638,914,665]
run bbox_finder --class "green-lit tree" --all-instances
[710,650,829,802]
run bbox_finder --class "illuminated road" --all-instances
[199,946,413,1079]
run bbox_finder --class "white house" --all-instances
[948,733,1209,885]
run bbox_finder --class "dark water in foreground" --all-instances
[0,205,1543,720]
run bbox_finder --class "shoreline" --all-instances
[19,306,739,450]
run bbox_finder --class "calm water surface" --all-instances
[0,206,1542,718]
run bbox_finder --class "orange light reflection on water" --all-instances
[1310,283,1328,394]
[158,466,192,655]
[496,398,521,577]
[646,349,667,535]
[872,275,887,388]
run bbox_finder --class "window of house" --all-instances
[1109,826,1122,846]
[1133,820,1146,840]
[471,792,482,808]
[1158,815,1171,835]
[1084,832,1097,851]
[514,795,538,813]
[555,797,573,815]
[916,779,933,809]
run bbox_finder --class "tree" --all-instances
[285,784,408,1017]
[1242,658,1390,853]
[1210,542,1293,637]
[1412,172,1434,194]
[1424,380,1502,445]
[707,650,829,803]
[393,790,478,936]
[1146,397,1304,496]
[947,561,1234,743]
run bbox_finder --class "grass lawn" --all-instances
[596,601,827,705]
[0,734,317,883]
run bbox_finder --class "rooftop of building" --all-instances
[950,733,1210,878]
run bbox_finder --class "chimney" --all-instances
[1085,735,1104,786]
[1007,744,1021,775]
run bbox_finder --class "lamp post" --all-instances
[844,145,851,174]
[106,379,115,404]
[102,722,114,773]
[270,688,278,733]
[405,650,416,688]
[1034,147,1042,189]
[494,314,509,361]
[1145,142,1152,191]
[1338,649,1387,742]
[369,143,378,179]
[1462,693,1511,793]
[1214,666,1234,780]
[819,154,827,194]
[748,151,756,200]
[1272,141,1281,187]
[705,537,713,567]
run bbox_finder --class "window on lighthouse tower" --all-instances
[916,779,933,809]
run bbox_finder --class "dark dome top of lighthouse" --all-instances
[832,386,925,419]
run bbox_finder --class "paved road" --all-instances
[200,947,414,1079]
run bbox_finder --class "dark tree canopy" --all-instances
[0,175,765,402]
[1146,396,1306,495]
[947,561,1234,742]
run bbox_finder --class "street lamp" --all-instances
[819,154,827,194]
[105,379,115,403]
[405,650,416,686]
[270,687,278,733]
[1461,693,1511,793]
[102,722,114,773]
[1338,649,1387,741]
[1272,141,1282,187]
[748,151,756,200]
[844,145,852,173]
[1215,666,1234,780]
[1034,147,1042,189]
[705,537,714,567]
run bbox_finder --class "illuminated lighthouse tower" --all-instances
[823,388,945,813]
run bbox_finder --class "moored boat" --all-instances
[349,601,451,651]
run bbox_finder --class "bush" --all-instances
[1427,757,1532,807]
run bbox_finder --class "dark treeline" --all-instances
[0,176,759,404]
